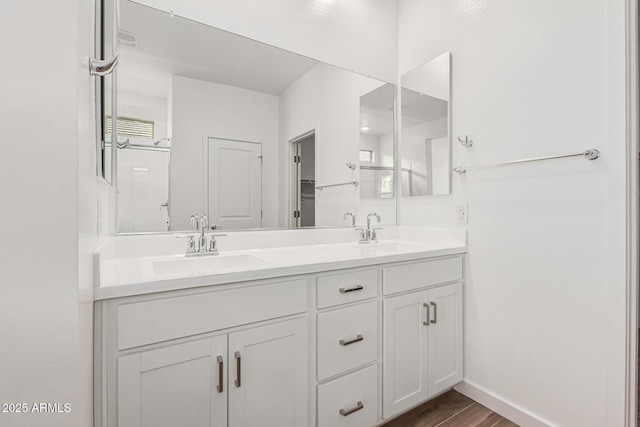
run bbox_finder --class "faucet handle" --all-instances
[207,233,227,253]
[190,214,200,231]
[370,228,383,242]
[355,228,367,243]
[176,234,197,253]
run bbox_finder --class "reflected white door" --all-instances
[117,148,170,233]
[208,138,262,230]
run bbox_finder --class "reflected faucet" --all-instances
[199,216,208,252]
[343,212,356,227]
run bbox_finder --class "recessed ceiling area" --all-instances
[119,0,319,96]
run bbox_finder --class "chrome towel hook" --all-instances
[457,136,473,148]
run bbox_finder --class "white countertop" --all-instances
[94,227,467,300]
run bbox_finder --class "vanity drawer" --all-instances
[316,268,378,308]
[383,256,462,295]
[317,301,378,380]
[117,279,306,350]
[317,364,378,427]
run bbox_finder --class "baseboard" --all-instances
[454,381,554,427]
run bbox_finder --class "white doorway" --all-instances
[206,137,263,230]
[290,131,316,227]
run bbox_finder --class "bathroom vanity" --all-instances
[93,228,466,427]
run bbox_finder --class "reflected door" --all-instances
[117,147,170,233]
[290,132,315,227]
[208,138,262,230]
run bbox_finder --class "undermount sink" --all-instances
[153,254,270,276]
[351,242,426,252]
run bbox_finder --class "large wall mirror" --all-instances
[104,0,397,233]
[401,52,451,197]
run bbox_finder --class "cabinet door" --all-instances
[427,282,463,397]
[382,290,429,418]
[118,336,228,427]
[228,318,307,427]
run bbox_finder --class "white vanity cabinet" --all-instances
[314,268,381,427]
[95,278,308,427]
[117,335,228,427]
[228,320,307,427]
[95,252,465,427]
[116,319,306,427]
[382,259,464,419]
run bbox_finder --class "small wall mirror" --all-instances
[103,0,397,233]
[401,52,451,197]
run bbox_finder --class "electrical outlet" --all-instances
[456,204,468,225]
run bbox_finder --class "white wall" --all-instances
[0,0,98,426]
[117,91,169,146]
[132,0,399,83]
[398,0,627,425]
[170,76,279,230]
[279,63,391,227]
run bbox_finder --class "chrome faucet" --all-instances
[358,213,381,244]
[360,213,381,243]
[199,216,208,252]
[343,212,356,227]
[180,214,226,256]
[366,213,381,231]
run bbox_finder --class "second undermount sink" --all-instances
[351,242,427,252]
[153,253,270,276]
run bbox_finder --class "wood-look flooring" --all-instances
[381,390,519,427]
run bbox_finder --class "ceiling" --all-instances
[119,0,319,96]
[400,88,448,126]
[358,84,449,136]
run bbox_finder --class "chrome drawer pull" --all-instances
[339,285,364,294]
[234,351,241,387]
[430,301,438,324]
[216,355,224,393]
[339,334,364,346]
[423,303,430,326]
[339,401,364,416]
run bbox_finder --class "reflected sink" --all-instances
[153,254,270,276]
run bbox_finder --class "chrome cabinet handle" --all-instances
[234,351,241,387]
[339,285,364,294]
[89,53,119,76]
[339,334,364,346]
[423,303,430,326]
[430,301,438,324]
[339,401,364,416]
[216,355,223,393]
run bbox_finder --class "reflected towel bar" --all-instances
[453,149,600,174]
[316,181,359,191]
